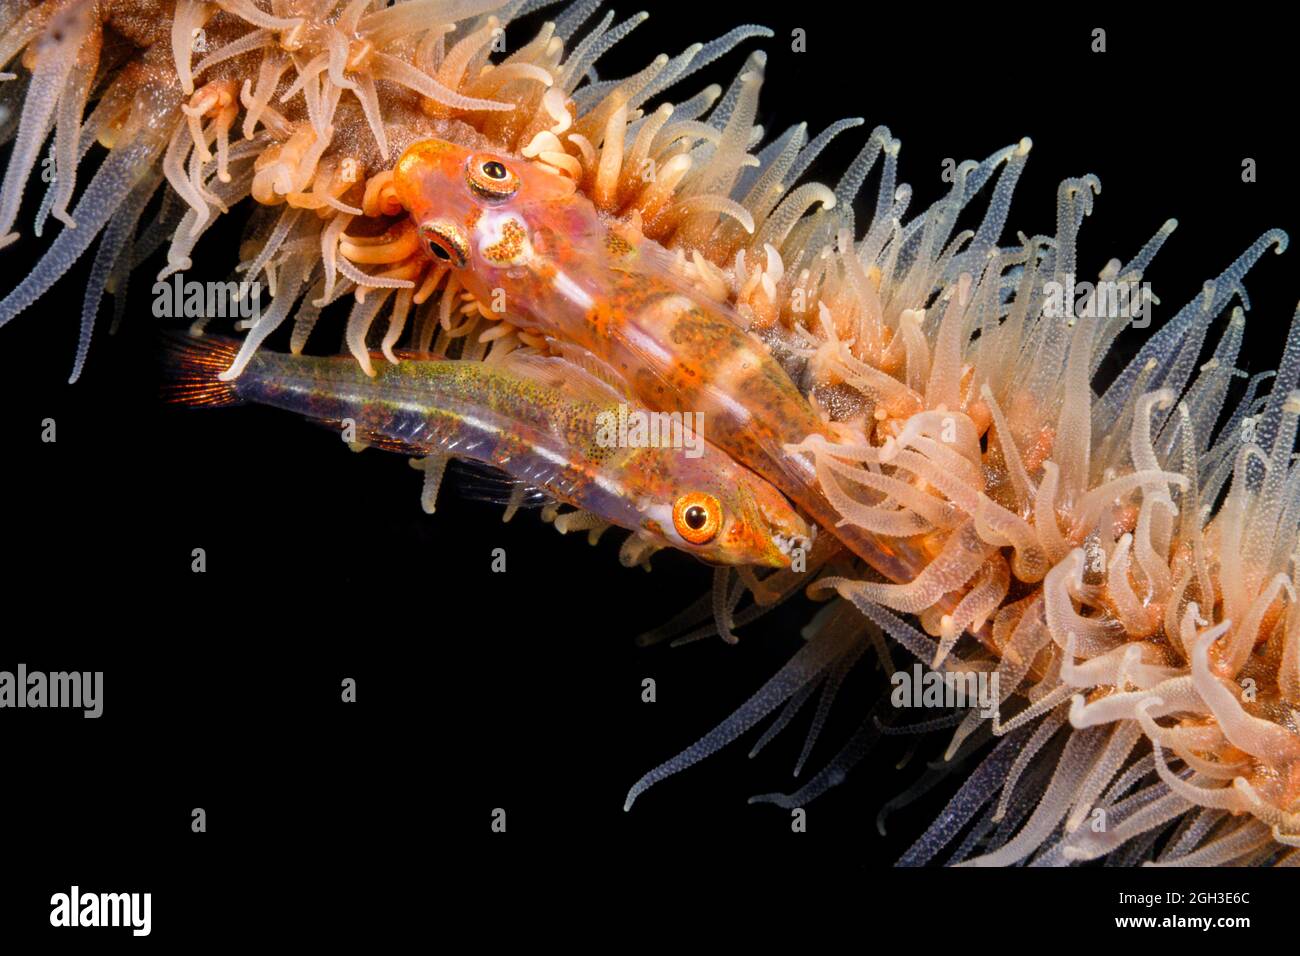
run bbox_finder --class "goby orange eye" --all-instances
[673,492,723,545]
[466,156,520,200]
[419,220,469,268]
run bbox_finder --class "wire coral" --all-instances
[2,0,1297,866]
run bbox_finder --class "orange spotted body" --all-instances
[395,139,931,586]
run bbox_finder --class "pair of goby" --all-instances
[390,139,928,586]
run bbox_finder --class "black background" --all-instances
[1,1,1294,940]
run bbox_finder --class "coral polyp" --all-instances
[2,0,1297,866]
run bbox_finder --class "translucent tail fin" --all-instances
[161,334,244,408]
